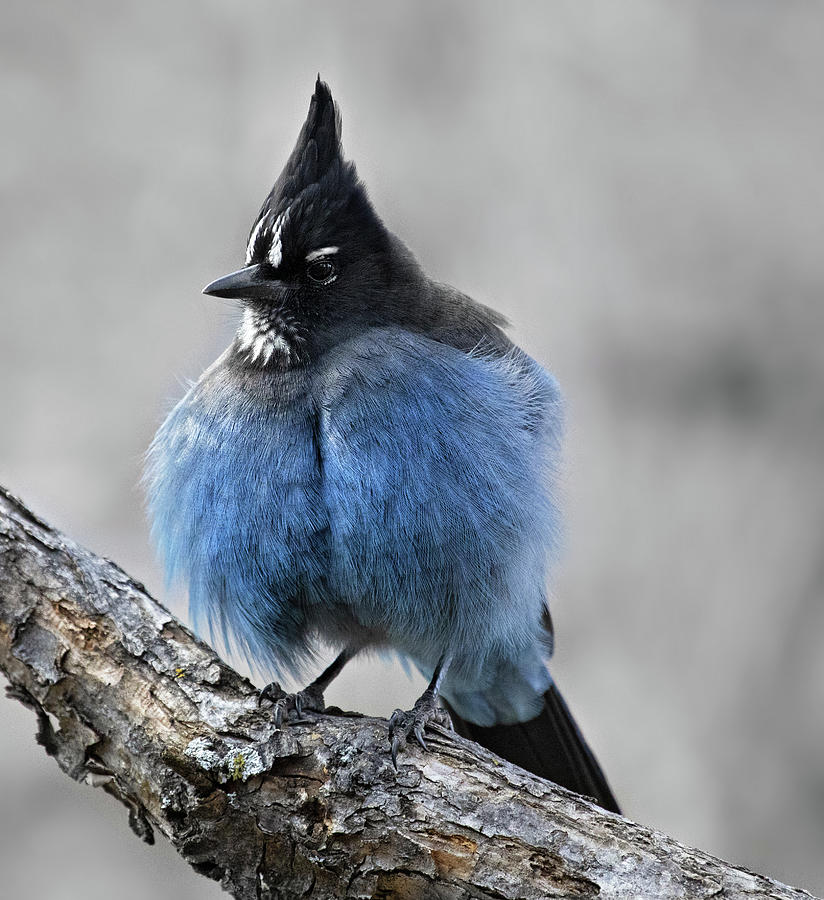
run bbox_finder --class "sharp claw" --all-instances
[387,693,449,765]
[391,732,404,769]
[264,682,328,733]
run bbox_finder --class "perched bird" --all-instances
[146,78,620,813]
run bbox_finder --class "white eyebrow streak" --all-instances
[305,246,340,262]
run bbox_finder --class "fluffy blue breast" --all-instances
[145,362,328,676]
[146,327,564,719]
[313,328,563,697]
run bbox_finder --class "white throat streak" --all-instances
[236,308,301,368]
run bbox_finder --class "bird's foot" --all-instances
[258,681,325,728]
[388,690,452,767]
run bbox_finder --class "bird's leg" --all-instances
[259,646,358,728]
[388,652,453,767]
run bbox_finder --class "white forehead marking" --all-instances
[305,246,340,262]
[267,209,288,268]
[245,217,268,265]
[245,206,290,267]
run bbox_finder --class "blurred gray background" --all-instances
[2,0,823,896]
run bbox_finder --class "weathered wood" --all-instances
[0,484,817,900]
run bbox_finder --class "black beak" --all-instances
[202,264,277,300]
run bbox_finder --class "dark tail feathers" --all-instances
[444,683,621,814]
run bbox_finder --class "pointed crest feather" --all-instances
[263,78,343,220]
[245,78,386,267]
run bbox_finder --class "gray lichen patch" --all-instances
[184,736,223,771]
[184,736,267,783]
[229,747,265,781]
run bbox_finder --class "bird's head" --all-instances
[204,78,418,369]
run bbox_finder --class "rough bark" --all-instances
[0,484,816,900]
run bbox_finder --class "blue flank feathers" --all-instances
[146,328,563,725]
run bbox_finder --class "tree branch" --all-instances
[0,484,816,900]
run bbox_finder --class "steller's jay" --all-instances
[145,78,620,813]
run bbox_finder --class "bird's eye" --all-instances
[306,257,337,285]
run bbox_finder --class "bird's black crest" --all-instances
[269,77,343,217]
[249,79,344,239]
[244,77,378,267]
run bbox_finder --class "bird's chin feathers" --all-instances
[235,306,306,368]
